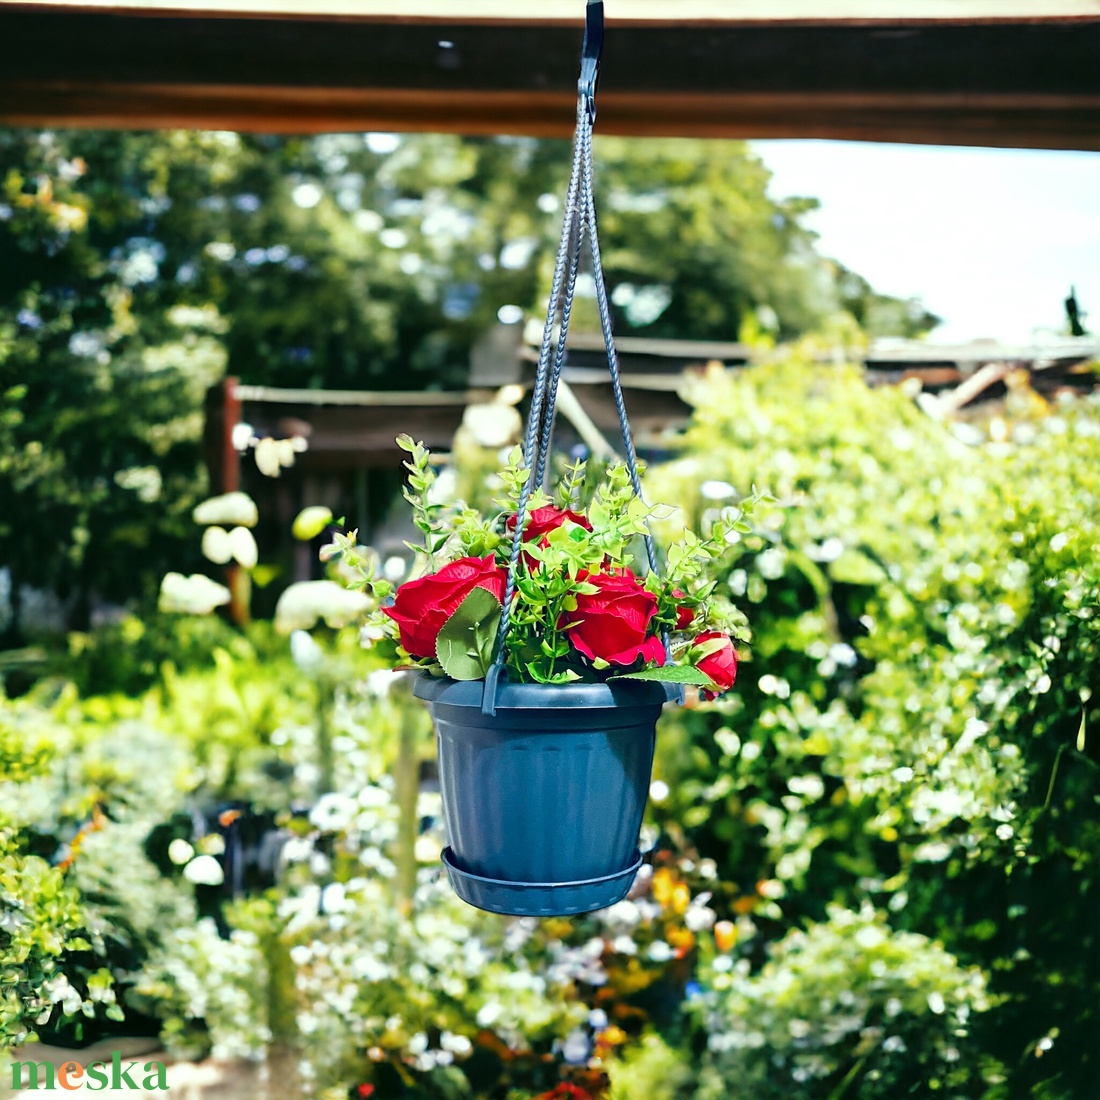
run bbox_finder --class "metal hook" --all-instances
[579,0,604,122]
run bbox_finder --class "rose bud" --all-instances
[690,631,738,700]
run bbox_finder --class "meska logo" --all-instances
[11,1052,168,1091]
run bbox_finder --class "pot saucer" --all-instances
[441,847,642,917]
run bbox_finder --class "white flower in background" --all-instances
[647,941,674,962]
[560,1029,591,1064]
[414,835,442,863]
[379,228,408,249]
[280,884,322,934]
[382,556,408,582]
[116,239,163,286]
[601,900,641,928]
[167,839,195,865]
[440,1032,472,1055]
[45,974,84,1016]
[227,526,258,568]
[192,491,259,528]
[281,837,314,864]
[354,209,383,232]
[68,331,105,357]
[254,436,301,477]
[310,792,357,832]
[611,282,672,326]
[183,855,225,886]
[201,525,233,565]
[231,421,255,451]
[114,465,162,503]
[365,668,403,698]
[358,785,391,809]
[291,182,323,209]
[462,403,522,449]
[354,955,394,983]
[290,629,324,674]
[159,572,231,615]
[426,466,458,506]
[320,882,347,914]
[685,901,717,932]
[499,237,536,270]
[700,479,737,501]
[274,581,370,633]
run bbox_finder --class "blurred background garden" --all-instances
[1,121,1099,1100]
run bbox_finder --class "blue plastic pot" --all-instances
[413,674,676,917]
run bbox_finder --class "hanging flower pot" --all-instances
[358,465,754,916]
[414,675,677,915]
[328,1,763,916]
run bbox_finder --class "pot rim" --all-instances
[411,670,678,710]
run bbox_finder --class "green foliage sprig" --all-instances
[336,436,770,691]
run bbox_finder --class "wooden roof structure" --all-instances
[208,335,1100,483]
[1,1,1099,149]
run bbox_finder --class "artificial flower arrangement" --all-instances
[329,435,759,700]
[321,435,765,917]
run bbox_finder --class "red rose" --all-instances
[672,589,695,630]
[691,631,738,700]
[356,1086,375,1099]
[535,1085,593,1100]
[560,569,665,667]
[507,506,593,569]
[383,555,506,659]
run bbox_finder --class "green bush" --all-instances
[692,904,990,1099]
[0,716,122,1048]
[4,348,1098,1100]
[645,353,1100,1098]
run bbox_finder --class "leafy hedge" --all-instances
[646,352,1100,1099]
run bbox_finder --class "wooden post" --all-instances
[203,376,241,495]
[203,377,250,625]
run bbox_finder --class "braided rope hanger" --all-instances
[482,0,672,716]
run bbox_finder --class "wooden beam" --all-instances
[4,1,1100,24]
[1,6,1098,148]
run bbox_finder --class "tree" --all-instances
[1,127,933,635]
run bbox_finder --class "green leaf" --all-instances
[435,586,502,681]
[690,635,730,660]
[614,665,716,686]
[546,669,581,684]
[526,660,551,683]
[292,505,333,540]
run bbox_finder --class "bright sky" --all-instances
[752,140,1100,343]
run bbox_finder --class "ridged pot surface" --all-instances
[414,675,673,885]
